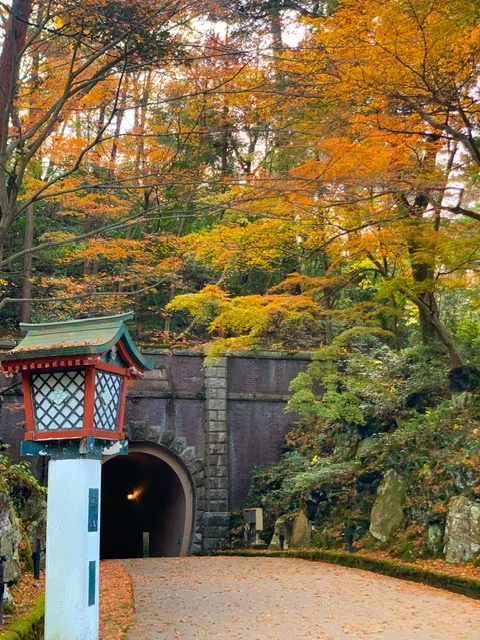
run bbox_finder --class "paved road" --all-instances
[123,556,480,640]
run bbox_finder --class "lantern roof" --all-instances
[1,312,153,371]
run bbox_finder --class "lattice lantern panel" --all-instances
[32,370,86,431]
[93,371,122,431]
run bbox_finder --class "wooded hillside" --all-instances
[0,0,477,365]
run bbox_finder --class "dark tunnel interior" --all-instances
[100,452,187,559]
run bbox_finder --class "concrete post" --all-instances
[203,357,230,550]
[45,458,101,640]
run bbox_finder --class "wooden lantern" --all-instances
[1,312,152,442]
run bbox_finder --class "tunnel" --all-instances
[100,447,194,559]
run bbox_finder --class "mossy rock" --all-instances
[0,491,22,582]
[269,511,311,550]
[311,528,342,550]
[444,495,480,563]
[422,523,444,559]
[370,469,406,543]
[356,437,380,460]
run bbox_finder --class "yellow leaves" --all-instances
[204,335,259,357]
[185,218,300,276]
[38,231,76,243]
[309,0,480,129]
[357,279,371,290]
[167,285,228,327]
[210,294,320,337]
[167,285,323,350]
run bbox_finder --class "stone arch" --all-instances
[101,438,201,557]
[125,421,206,553]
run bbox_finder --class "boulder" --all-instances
[369,469,406,543]
[269,511,311,550]
[0,490,22,582]
[11,481,47,551]
[444,495,480,563]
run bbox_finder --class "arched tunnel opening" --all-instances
[100,451,191,559]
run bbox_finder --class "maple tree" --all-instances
[297,0,480,366]
[0,0,187,245]
[165,0,480,367]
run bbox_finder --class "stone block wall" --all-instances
[203,357,229,549]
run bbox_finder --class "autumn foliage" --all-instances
[0,0,477,369]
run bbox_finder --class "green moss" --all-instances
[18,527,33,574]
[218,550,480,601]
[392,540,418,562]
[311,529,342,550]
[0,595,44,640]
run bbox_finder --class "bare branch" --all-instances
[0,279,169,312]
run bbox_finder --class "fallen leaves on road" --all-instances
[100,560,134,640]
[122,556,480,639]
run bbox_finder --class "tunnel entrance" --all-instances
[100,447,194,559]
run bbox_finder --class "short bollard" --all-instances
[344,524,354,553]
[32,538,43,580]
[143,532,150,558]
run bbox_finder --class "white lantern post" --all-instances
[1,313,152,640]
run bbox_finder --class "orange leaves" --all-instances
[308,0,480,144]
[63,238,146,264]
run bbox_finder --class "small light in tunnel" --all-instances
[126,487,144,502]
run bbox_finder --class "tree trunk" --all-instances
[414,294,464,368]
[220,105,229,178]
[404,140,464,366]
[0,0,33,151]
[270,11,284,56]
[20,203,34,323]
[408,240,464,367]
[409,255,438,345]
[0,0,33,262]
